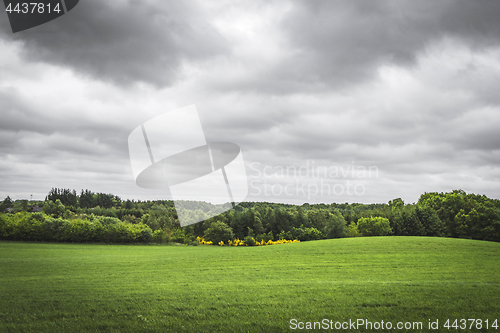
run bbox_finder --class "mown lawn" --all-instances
[0,237,499,332]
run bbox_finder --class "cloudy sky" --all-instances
[1,0,500,205]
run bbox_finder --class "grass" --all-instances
[0,237,499,332]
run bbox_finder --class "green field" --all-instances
[0,237,499,332]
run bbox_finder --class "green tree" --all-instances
[269,208,292,237]
[244,235,256,246]
[256,231,274,243]
[152,229,168,243]
[294,207,310,228]
[391,206,425,236]
[415,205,446,237]
[323,210,347,238]
[347,222,361,237]
[42,199,66,218]
[307,209,330,231]
[388,198,405,210]
[46,188,78,207]
[204,221,234,244]
[79,189,95,208]
[2,196,13,209]
[357,217,392,236]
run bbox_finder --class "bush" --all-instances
[89,220,106,242]
[291,227,322,241]
[347,222,361,237]
[323,211,347,238]
[139,228,153,243]
[302,227,323,241]
[95,216,122,226]
[278,230,293,240]
[43,199,66,218]
[244,235,256,246]
[152,229,167,243]
[0,212,151,244]
[68,219,93,242]
[0,213,6,236]
[171,228,187,243]
[204,221,234,244]
[256,231,273,243]
[122,214,140,224]
[44,217,72,241]
[357,217,392,236]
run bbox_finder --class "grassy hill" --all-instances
[0,237,499,332]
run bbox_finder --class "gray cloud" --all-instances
[0,89,134,187]
[282,0,500,85]
[1,0,500,204]
[0,0,229,87]
[213,0,500,94]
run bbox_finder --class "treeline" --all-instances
[0,213,153,243]
[0,189,499,244]
[45,188,122,209]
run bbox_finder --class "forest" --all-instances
[1,188,499,245]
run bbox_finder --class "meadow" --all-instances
[0,237,499,332]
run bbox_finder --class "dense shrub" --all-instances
[277,230,293,240]
[255,231,273,243]
[42,199,66,218]
[357,217,393,236]
[171,228,187,243]
[139,228,153,243]
[204,221,234,244]
[152,229,168,243]
[244,235,256,246]
[0,213,152,244]
[3,188,500,244]
[323,210,347,238]
[95,216,122,226]
[347,222,361,237]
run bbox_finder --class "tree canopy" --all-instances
[1,188,499,244]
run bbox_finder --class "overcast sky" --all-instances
[1,0,500,205]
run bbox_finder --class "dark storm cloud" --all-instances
[268,0,500,91]
[431,108,500,152]
[0,0,229,87]
[1,0,500,203]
